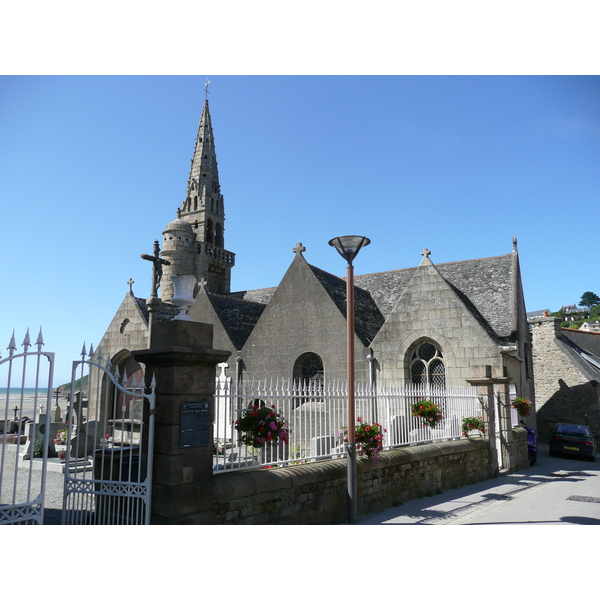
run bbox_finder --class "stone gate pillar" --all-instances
[132,320,230,525]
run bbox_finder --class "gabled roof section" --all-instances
[355,253,515,339]
[560,328,600,381]
[206,292,267,350]
[308,264,385,346]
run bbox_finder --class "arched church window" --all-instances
[206,219,214,244]
[293,353,324,390]
[409,341,445,388]
[215,223,223,247]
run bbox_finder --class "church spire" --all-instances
[160,92,235,299]
[179,98,224,245]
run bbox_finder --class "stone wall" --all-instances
[531,316,600,442]
[166,434,528,525]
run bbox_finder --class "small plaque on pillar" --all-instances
[180,401,210,448]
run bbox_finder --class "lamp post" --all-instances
[328,235,370,524]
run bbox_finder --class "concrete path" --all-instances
[358,444,600,525]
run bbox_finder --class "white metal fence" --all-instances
[213,379,484,473]
[1,329,54,525]
[61,345,156,525]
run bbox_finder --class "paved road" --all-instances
[359,444,600,525]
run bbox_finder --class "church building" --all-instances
[94,98,535,406]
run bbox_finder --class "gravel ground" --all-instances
[1,446,66,524]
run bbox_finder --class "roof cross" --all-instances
[293,242,306,255]
[421,248,431,258]
[127,278,134,295]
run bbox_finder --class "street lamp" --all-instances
[328,235,370,524]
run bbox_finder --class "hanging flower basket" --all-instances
[235,404,289,448]
[411,399,443,428]
[339,417,386,460]
[511,397,531,418]
[462,416,486,437]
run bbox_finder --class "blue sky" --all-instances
[2,75,598,385]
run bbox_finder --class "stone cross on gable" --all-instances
[198,277,208,291]
[421,248,431,259]
[127,278,134,295]
[293,242,306,255]
[141,240,171,298]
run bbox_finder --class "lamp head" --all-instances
[328,236,371,266]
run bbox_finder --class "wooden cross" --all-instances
[293,242,306,255]
[141,240,171,298]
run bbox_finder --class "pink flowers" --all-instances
[235,404,290,448]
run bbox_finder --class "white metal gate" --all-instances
[1,329,54,525]
[61,345,156,525]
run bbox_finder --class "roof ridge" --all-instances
[562,327,600,336]
[354,253,513,279]
[208,291,267,306]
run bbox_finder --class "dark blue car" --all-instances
[549,423,596,461]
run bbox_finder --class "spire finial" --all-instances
[205,78,210,100]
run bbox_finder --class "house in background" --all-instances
[530,316,600,443]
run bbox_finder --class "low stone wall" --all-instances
[173,435,519,525]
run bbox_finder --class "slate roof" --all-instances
[230,288,277,304]
[560,328,600,381]
[206,293,266,350]
[308,264,385,346]
[355,253,516,339]
[199,252,517,350]
[134,297,180,323]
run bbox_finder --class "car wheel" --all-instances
[549,449,556,457]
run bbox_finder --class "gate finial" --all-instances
[36,327,44,350]
[22,328,31,353]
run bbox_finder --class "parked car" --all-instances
[549,423,596,461]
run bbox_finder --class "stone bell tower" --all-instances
[160,97,235,300]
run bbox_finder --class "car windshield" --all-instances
[556,424,590,437]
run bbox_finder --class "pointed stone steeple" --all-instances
[180,99,224,246]
[160,97,235,300]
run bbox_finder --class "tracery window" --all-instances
[409,341,445,388]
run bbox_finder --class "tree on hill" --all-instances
[579,291,600,308]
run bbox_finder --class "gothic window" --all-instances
[409,341,445,388]
[215,223,223,247]
[206,219,214,244]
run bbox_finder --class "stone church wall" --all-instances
[177,436,522,525]
[372,264,504,388]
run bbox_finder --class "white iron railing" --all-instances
[213,379,484,473]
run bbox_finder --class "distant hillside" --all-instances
[55,374,89,394]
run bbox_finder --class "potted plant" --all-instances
[462,416,486,437]
[511,397,532,418]
[411,399,443,428]
[54,427,69,460]
[339,417,386,460]
[234,403,289,449]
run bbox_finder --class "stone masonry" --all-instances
[531,316,600,442]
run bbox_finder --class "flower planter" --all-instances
[54,443,67,460]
